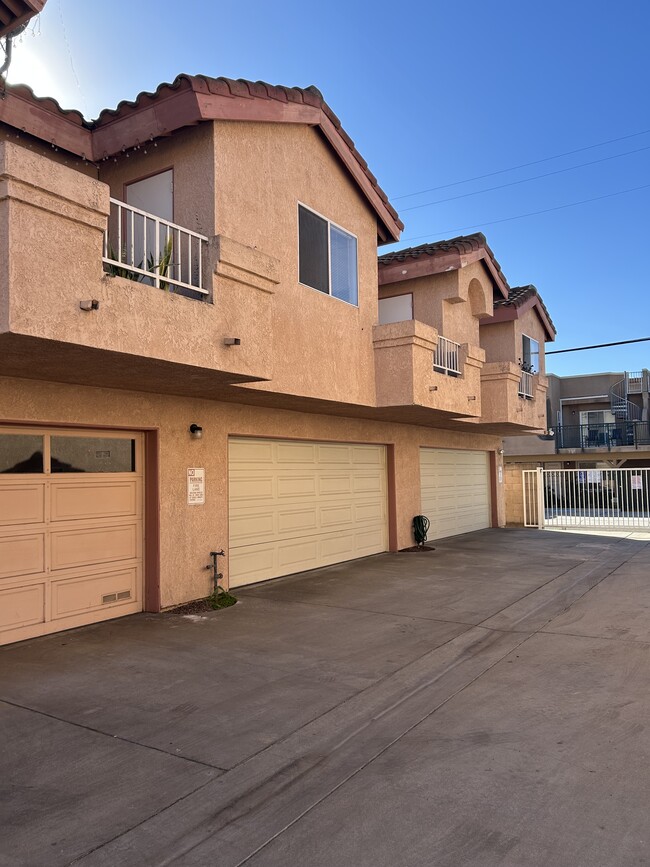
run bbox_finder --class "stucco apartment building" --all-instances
[0,72,556,645]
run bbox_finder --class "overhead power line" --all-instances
[401,144,650,213]
[392,127,650,201]
[547,338,650,355]
[397,181,650,245]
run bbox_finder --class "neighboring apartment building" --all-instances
[0,74,555,645]
[503,369,650,525]
[505,369,650,465]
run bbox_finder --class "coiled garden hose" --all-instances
[412,514,430,546]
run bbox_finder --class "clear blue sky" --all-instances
[10,0,650,377]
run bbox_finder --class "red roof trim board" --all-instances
[0,74,402,243]
[378,232,510,299]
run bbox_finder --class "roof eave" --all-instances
[486,296,556,342]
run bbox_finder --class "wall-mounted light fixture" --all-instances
[79,299,100,311]
[223,337,241,346]
[189,424,203,439]
[497,447,505,455]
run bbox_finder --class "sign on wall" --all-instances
[187,467,205,505]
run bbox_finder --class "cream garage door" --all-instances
[0,428,143,646]
[229,438,388,587]
[420,448,490,540]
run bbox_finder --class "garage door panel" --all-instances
[352,445,384,465]
[277,475,317,498]
[230,474,275,502]
[354,501,384,522]
[277,508,318,533]
[353,474,384,494]
[51,566,140,619]
[0,484,45,527]
[50,523,139,572]
[229,511,275,543]
[229,438,387,586]
[320,504,354,527]
[421,448,490,541]
[229,439,275,464]
[276,442,317,463]
[0,533,45,579]
[318,475,352,496]
[50,481,138,522]
[317,444,352,463]
[229,548,274,586]
[0,583,45,631]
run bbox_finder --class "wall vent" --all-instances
[102,593,117,604]
[117,590,132,601]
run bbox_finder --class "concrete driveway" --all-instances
[2,528,650,866]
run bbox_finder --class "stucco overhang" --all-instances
[378,232,510,299]
[488,284,556,342]
[0,0,44,38]
[0,74,402,243]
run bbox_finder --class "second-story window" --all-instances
[298,204,358,306]
[522,334,539,373]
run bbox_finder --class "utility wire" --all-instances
[397,181,650,245]
[547,338,650,355]
[392,127,650,201]
[401,144,650,212]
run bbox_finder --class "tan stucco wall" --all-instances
[480,306,547,374]
[1,375,506,606]
[98,123,216,240]
[212,121,381,406]
[378,261,491,348]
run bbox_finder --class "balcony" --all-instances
[373,320,484,418]
[433,336,461,377]
[0,141,277,397]
[480,362,547,429]
[103,198,209,297]
[557,422,650,451]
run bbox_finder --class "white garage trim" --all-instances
[0,427,144,645]
[229,437,388,587]
[420,447,490,541]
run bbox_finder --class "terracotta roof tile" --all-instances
[495,284,556,333]
[0,73,403,238]
[379,232,487,264]
[378,232,509,292]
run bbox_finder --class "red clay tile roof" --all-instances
[0,74,402,242]
[494,284,556,339]
[378,232,510,298]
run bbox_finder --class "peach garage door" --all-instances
[0,428,143,645]
[228,438,388,587]
[420,448,490,540]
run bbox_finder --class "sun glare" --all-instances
[7,40,83,114]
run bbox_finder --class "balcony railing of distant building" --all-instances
[433,336,461,376]
[103,198,209,296]
[557,422,650,450]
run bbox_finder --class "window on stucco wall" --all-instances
[298,203,358,306]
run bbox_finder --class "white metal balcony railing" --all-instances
[433,336,461,376]
[103,198,209,295]
[518,369,534,399]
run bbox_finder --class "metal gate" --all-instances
[523,467,650,530]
